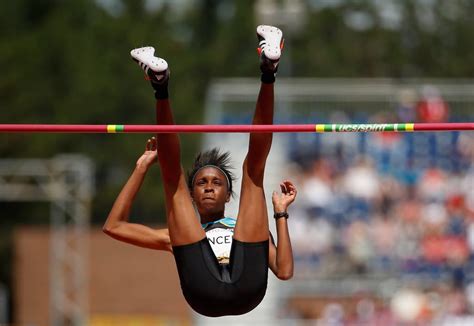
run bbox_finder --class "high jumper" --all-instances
[103,25,296,317]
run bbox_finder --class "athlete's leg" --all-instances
[234,26,283,243]
[131,47,205,245]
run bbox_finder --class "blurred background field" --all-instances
[0,0,473,325]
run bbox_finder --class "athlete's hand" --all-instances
[272,180,297,213]
[136,137,158,171]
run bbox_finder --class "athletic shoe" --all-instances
[130,46,169,85]
[256,25,284,74]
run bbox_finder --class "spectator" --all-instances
[416,85,450,123]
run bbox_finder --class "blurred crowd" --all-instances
[284,88,474,324]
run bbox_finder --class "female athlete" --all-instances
[103,25,295,317]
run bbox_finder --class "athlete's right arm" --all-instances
[103,137,172,252]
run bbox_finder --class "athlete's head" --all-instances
[187,148,235,216]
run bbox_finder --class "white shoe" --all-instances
[130,46,169,84]
[256,25,284,73]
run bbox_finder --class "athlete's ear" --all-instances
[226,191,231,203]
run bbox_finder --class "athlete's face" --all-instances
[191,167,231,217]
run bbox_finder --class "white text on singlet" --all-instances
[202,217,236,265]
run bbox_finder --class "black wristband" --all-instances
[274,212,288,219]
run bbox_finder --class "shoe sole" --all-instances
[256,25,283,61]
[130,46,168,73]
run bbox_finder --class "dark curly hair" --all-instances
[187,148,236,197]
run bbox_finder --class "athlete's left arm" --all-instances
[268,180,296,280]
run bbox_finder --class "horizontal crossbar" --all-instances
[0,123,472,133]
